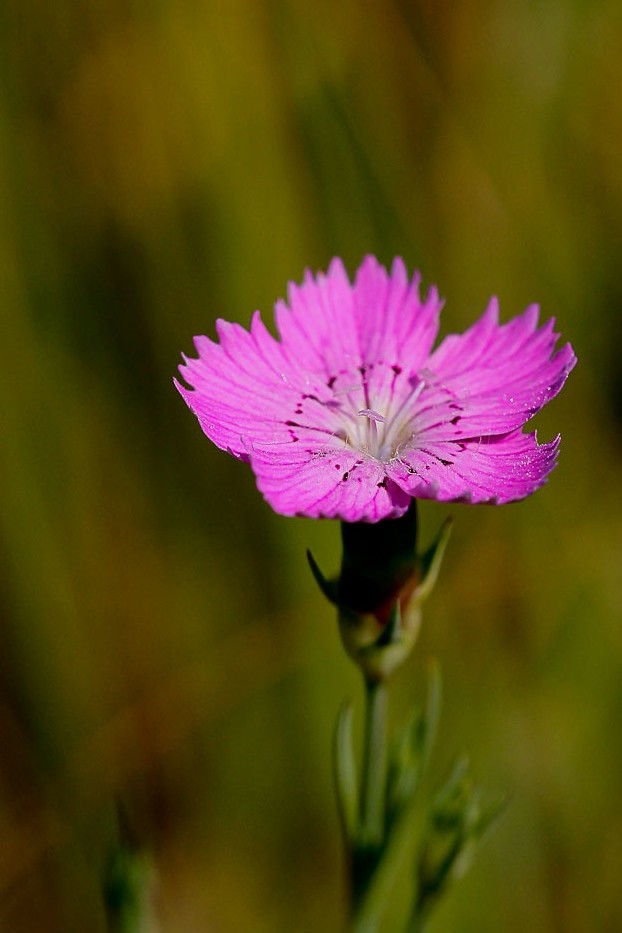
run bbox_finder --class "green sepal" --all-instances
[375,600,402,648]
[413,518,452,605]
[339,599,421,684]
[333,700,359,843]
[306,548,339,605]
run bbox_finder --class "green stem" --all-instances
[360,679,388,847]
[351,678,389,924]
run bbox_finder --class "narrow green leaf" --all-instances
[387,712,422,820]
[472,793,510,840]
[419,660,442,770]
[430,756,470,823]
[333,700,359,841]
[414,761,509,925]
[388,663,442,823]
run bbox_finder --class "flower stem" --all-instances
[360,678,388,847]
[351,677,388,922]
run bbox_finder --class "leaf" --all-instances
[387,662,442,826]
[333,700,359,842]
[419,659,442,770]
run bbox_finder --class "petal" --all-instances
[249,443,411,521]
[423,300,577,439]
[351,256,443,408]
[176,314,334,458]
[353,256,442,366]
[273,256,442,388]
[387,430,560,504]
[274,258,360,375]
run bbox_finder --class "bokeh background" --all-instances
[1,1,620,930]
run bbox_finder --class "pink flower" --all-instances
[176,256,576,522]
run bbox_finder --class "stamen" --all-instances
[387,377,425,428]
[326,371,427,462]
[357,409,387,455]
[357,409,387,423]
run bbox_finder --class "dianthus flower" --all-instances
[176,256,575,522]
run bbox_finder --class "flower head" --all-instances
[176,256,576,522]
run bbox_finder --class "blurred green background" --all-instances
[0,1,620,930]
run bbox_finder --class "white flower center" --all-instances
[335,376,426,462]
